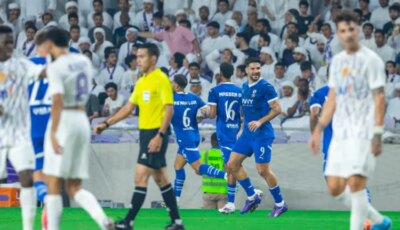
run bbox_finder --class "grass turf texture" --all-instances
[0,208,399,230]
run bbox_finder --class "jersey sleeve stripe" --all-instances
[267,97,279,103]
[207,102,217,105]
[310,104,322,109]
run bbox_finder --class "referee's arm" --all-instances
[147,104,173,153]
[93,102,136,134]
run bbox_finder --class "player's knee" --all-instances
[18,170,34,187]
[257,168,270,178]
[153,175,168,188]
[227,161,240,173]
[327,184,344,197]
[66,186,80,198]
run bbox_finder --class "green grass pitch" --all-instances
[0,208,399,229]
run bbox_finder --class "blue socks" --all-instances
[269,185,283,204]
[33,181,47,202]
[227,183,236,203]
[238,178,255,197]
[174,168,186,198]
[199,164,225,179]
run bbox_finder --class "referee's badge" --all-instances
[143,91,150,102]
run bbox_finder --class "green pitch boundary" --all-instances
[0,208,399,230]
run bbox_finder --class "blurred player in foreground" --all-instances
[0,25,44,230]
[228,58,288,217]
[41,27,113,230]
[310,10,392,230]
[94,43,184,230]
[171,74,227,204]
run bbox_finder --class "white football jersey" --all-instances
[329,46,386,140]
[46,53,93,107]
[0,57,43,147]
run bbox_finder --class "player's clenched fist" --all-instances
[371,134,383,156]
[248,120,261,132]
[309,131,321,154]
[93,123,107,134]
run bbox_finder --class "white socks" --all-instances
[334,186,351,208]
[350,190,368,230]
[367,202,384,225]
[20,188,37,230]
[74,189,107,230]
[45,195,62,230]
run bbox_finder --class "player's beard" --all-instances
[249,73,260,82]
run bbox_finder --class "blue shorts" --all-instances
[32,137,44,171]
[232,135,273,164]
[177,144,201,164]
[219,141,236,164]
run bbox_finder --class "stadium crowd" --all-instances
[1,0,400,127]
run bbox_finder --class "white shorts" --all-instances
[43,110,90,179]
[325,138,376,178]
[0,143,35,179]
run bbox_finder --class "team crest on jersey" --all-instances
[252,90,257,98]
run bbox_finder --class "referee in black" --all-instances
[95,43,184,230]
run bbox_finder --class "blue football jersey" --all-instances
[28,56,51,139]
[208,82,242,143]
[241,79,277,139]
[309,86,333,155]
[172,92,207,146]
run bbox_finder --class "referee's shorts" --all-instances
[137,129,169,169]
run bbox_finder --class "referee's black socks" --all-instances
[125,186,147,222]
[161,183,182,225]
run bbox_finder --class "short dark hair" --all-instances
[105,82,117,91]
[236,32,250,45]
[199,5,209,13]
[362,22,374,30]
[245,57,261,67]
[256,19,271,32]
[138,43,160,59]
[93,12,103,18]
[287,21,298,30]
[70,25,80,31]
[173,74,188,89]
[173,52,185,68]
[300,61,312,71]
[164,14,176,24]
[236,64,246,72]
[93,0,103,6]
[25,24,37,33]
[42,11,53,19]
[68,12,79,20]
[334,10,358,26]
[259,32,271,45]
[43,27,69,47]
[207,21,220,29]
[218,0,229,6]
[389,4,400,13]
[82,49,92,58]
[374,29,385,36]
[153,11,163,19]
[104,47,116,59]
[353,8,362,17]
[359,0,369,3]
[179,19,191,29]
[287,34,299,44]
[125,54,137,66]
[299,0,309,8]
[275,62,285,68]
[0,25,13,34]
[189,62,200,69]
[34,30,47,45]
[220,62,234,79]
[386,60,396,66]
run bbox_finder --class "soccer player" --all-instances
[40,27,113,230]
[94,43,184,230]
[0,25,44,230]
[310,10,392,230]
[228,58,288,217]
[207,63,243,214]
[171,74,227,203]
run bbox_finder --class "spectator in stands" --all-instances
[279,81,297,117]
[164,0,189,15]
[98,48,126,89]
[134,0,156,32]
[214,0,233,33]
[232,64,247,87]
[385,60,400,99]
[189,0,217,22]
[360,22,377,50]
[186,62,211,93]
[250,19,281,54]
[69,25,81,50]
[168,52,187,79]
[90,27,113,62]
[103,82,125,117]
[306,34,326,70]
[175,9,188,24]
[259,47,276,81]
[68,13,89,37]
[235,32,258,58]
[0,13,13,30]
[383,4,400,36]
[113,0,132,30]
[151,12,164,32]
[242,7,257,38]
[299,62,317,92]
[287,46,315,82]
[19,0,55,23]
[118,28,142,66]
[201,22,224,58]
[86,94,100,122]
[7,3,22,35]
[193,6,210,45]
[206,48,246,75]
[286,78,310,118]
[358,0,371,23]
[232,11,245,33]
[388,19,400,53]
[87,0,113,30]
[270,62,288,98]
[222,19,238,48]
[139,14,201,57]
[90,77,105,97]
[41,11,54,27]
[282,35,299,67]
[122,55,139,91]
[387,83,400,127]
[59,1,86,31]
[297,0,315,36]
[178,19,191,30]
[374,29,396,63]
[257,33,271,51]
[370,0,390,29]
[19,24,37,58]
[189,78,207,102]
[114,12,136,48]
[88,13,113,43]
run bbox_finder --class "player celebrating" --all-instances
[207,63,243,214]
[171,74,227,203]
[228,58,288,217]
[40,27,113,230]
[310,10,392,230]
[0,25,44,230]
[94,43,184,230]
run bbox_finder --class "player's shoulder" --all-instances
[311,85,329,99]
[359,46,384,65]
